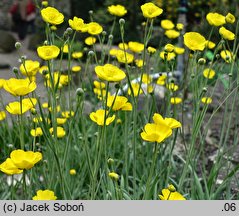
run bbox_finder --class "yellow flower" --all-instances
[41,1,48,7]
[118,43,128,50]
[147,46,156,53]
[141,123,172,143]
[161,19,174,30]
[170,97,182,104]
[49,126,66,138]
[10,149,42,170]
[68,17,86,31]
[183,32,206,51]
[160,51,176,61]
[3,78,36,96]
[56,118,67,125]
[0,78,6,88]
[0,111,6,121]
[95,64,126,82]
[108,172,119,181]
[153,113,181,129]
[62,44,69,53]
[30,127,43,137]
[219,27,235,41]
[203,68,215,79]
[50,25,57,31]
[107,95,132,111]
[20,60,40,77]
[108,4,127,17]
[0,158,23,175]
[116,50,134,64]
[72,51,83,59]
[71,65,81,73]
[41,7,64,25]
[206,12,225,26]
[127,83,143,96]
[201,97,212,104]
[85,36,96,46]
[6,98,37,115]
[220,50,233,63]
[39,65,49,74]
[159,185,186,200]
[174,46,185,55]
[69,169,76,175]
[164,44,174,52]
[32,190,57,200]
[89,109,115,126]
[225,13,235,24]
[109,48,119,57]
[164,30,180,39]
[45,72,69,89]
[141,2,163,19]
[94,80,106,89]
[62,111,74,118]
[37,45,60,60]
[135,59,145,68]
[205,40,216,49]
[87,22,103,35]
[128,41,144,53]
[156,74,167,85]
[142,74,152,84]
[166,83,179,91]
[176,23,184,30]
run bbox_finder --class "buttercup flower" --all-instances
[220,50,233,63]
[69,169,76,175]
[90,109,115,126]
[174,47,185,55]
[127,83,143,96]
[201,97,212,104]
[3,78,36,96]
[183,32,206,51]
[176,23,184,30]
[37,45,60,60]
[95,64,126,82]
[108,5,127,17]
[166,83,179,91]
[152,113,181,129]
[71,65,81,73]
[128,41,144,53]
[147,46,156,53]
[6,98,37,115]
[160,51,176,61]
[62,111,74,118]
[10,149,42,170]
[203,68,216,79]
[159,185,186,200]
[0,158,23,175]
[19,60,40,77]
[87,22,103,35]
[94,80,106,89]
[225,13,235,24]
[118,43,128,50]
[164,44,174,52]
[156,74,167,85]
[108,172,119,181]
[56,118,67,125]
[33,190,57,200]
[135,59,145,68]
[141,2,163,19]
[49,127,66,138]
[142,74,152,84]
[72,52,83,59]
[219,27,235,41]
[206,12,225,26]
[116,50,134,64]
[170,97,182,104]
[141,123,172,143]
[205,40,216,49]
[85,36,96,46]
[68,17,86,32]
[164,30,180,39]
[161,19,174,30]
[0,111,6,121]
[41,7,64,25]
[107,95,132,111]
[30,127,43,137]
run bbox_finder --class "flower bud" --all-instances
[108,172,119,181]
[66,27,73,35]
[198,58,206,65]
[88,10,93,15]
[108,34,113,40]
[12,67,19,74]
[114,83,120,89]
[88,50,95,57]
[76,88,84,96]
[119,18,125,25]
[168,184,176,192]
[31,108,37,115]
[102,31,107,36]
[15,42,22,49]
[202,87,207,92]
[69,169,76,175]
[107,158,114,165]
